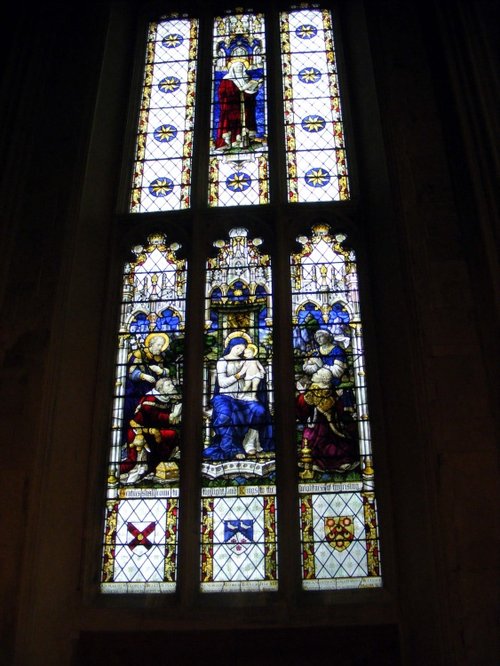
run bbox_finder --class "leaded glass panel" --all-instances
[130,17,198,212]
[209,11,269,207]
[101,234,187,592]
[291,225,381,589]
[201,228,277,591]
[106,5,381,597]
[281,8,350,203]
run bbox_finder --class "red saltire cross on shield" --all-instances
[127,521,155,550]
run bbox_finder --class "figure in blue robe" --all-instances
[203,336,273,461]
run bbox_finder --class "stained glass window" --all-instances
[130,16,198,212]
[101,234,187,592]
[281,8,349,202]
[200,228,277,591]
[128,5,350,210]
[209,10,269,207]
[103,4,382,597]
[291,225,380,588]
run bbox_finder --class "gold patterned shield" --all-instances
[324,516,355,552]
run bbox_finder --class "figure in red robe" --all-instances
[215,61,263,150]
[296,368,358,472]
[120,377,181,484]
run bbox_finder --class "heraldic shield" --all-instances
[324,516,355,552]
[224,519,254,554]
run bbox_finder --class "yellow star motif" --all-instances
[163,34,182,48]
[303,116,325,132]
[155,125,176,141]
[299,68,321,83]
[159,77,180,93]
[305,168,330,187]
[296,25,316,39]
[227,173,251,191]
[150,178,174,196]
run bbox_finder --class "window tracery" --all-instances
[101,4,381,594]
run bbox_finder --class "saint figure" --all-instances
[120,377,182,484]
[215,61,263,150]
[203,332,272,461]
[296,367,358,472]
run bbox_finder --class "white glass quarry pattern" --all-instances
[209,11,269,207]
[201,228,277,591]
[201,493,277,592]
[104,495,179,593]
[281,8,350,202]
[300,490,380,589]
[101,234,187,592]
[130,17,198,212]
[291,225,381,589]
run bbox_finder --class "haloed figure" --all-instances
[203,333,272,461]
[215,60,263,150]
[124,332,171,426]
[240,343,266,455]
[240,343,265,400]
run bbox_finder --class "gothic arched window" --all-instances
[100,4,382,595]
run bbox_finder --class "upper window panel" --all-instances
[130,16,198,212]
[281,8,350,202]
[209,11,269,207]
[127,5,351,213]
